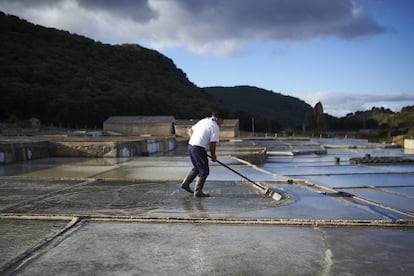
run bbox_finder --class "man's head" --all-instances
[212,111,224,126]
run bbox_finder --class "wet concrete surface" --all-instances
[3,180,283,218]
[305,173,414,188]
[1,138,413,275]
[5,222,414,276]
[0,219,69,270]
[337,188,413,213]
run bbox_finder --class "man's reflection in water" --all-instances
[182,197,208,218]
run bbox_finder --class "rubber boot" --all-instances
[194,176,210,198]
[181,170,197,193]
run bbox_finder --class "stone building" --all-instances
[220,119,240,138]
[103,116,175,136]
[175,118,240,139]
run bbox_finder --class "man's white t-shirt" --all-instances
[189,117,220,149]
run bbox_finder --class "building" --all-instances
[103,116,175,136]
[175,118,240,139]
[220,119,240,138]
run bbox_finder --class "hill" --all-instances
[204,86,313,129]
[0,11,220,128]
[327,106,414,130]
[0,11,314,132]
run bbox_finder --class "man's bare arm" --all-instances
[210,142,217,162]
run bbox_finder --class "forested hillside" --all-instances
[327,106,414,130]
[0,11,220,128]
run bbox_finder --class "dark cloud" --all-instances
[174,0,385,40]
[0,0,386,55]
[77,0,157,23]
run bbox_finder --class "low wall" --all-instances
[0,141,50,164]
[103,137,176,157]
[0,137,176,164]
[234,150,267,165]
[51,141,117,157]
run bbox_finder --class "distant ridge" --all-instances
[204,86,313,129]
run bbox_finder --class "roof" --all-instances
[222,119,239,127]
[104,116,175,124]
[175,119,198,126]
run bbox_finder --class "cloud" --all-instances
[0,0,386,56]
[300,91,414,117]
[77,0,158,23]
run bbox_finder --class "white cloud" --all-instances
[299,91,414,117]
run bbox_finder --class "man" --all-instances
[181,112,224,197]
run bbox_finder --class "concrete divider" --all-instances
[0,137,177,163]
[0,141,50,164]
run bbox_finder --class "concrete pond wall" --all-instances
[0,141,50,164]
[0,137,176,164]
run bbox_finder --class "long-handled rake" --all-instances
[209,155,282,201]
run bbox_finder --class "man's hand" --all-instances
[210,142,217,162]
[207,153,217,162]
[211,154,217,162]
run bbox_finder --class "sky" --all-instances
[1,0,413,117]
